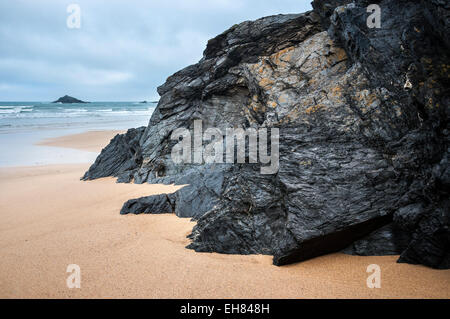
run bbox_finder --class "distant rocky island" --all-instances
[53,95,88,104]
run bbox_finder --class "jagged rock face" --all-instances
[84,1,449,268]
[82,127,145,181]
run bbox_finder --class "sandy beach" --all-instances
[0,130,449,299]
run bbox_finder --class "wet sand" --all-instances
[36,130,125,152]
[0,131,449,298]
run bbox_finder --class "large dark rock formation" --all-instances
[53,95,88,103]
[83,0,449,269]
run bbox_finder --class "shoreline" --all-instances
[0,131,449,298]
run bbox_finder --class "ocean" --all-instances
[0,102,156,167]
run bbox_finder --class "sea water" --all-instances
[0,101,156,167]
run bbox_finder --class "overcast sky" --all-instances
[0,0,312,101]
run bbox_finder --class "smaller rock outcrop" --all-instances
[53,95,88,104]
[81,127,145,182]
